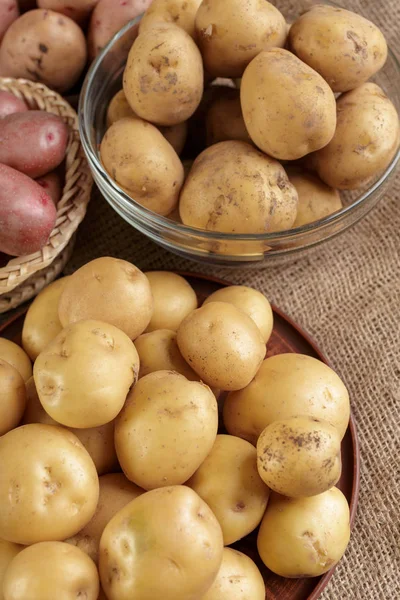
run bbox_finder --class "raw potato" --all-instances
[257,488,350,577]
[66,473,143,564]
[123,22,203,126]
[58,257,153,340]
[179,141,298,233]
[223,353,350,444]
[257,416,342,498]
[144,271,198,331]
[289,4,388,93]
[0,0,19,42]
[140,0,202,39]
[203,285,273,344]
[99,486,223,600]
[202,548,265,600]
[160,121,188,156]
[188,435,270,545]
[101,117,184,215]
[0,359,26,436]
[134,329,199,380]
[0,90,27,118]
[115,371,218,489]
[2,542,99,600]
[241,48,337,160]
[177,301,265,390]
[206,87,251,146]
[37,0,99,25]
[0,424,99,545]
[195,0,287,78]
[36,170,63,206]
[0,9,87,93]
[0,539,23,600]
[0,338,32,382]
[34,320,139,428]
[288,170,342,227]
[309,83,400,190]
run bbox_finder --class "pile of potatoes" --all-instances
[100,0,400,233]
[0,256,352,599]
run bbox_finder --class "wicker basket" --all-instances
[0,78,92,313]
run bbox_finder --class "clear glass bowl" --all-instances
[79,0,400,266]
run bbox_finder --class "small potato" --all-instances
[115,371,218,489]
[134,329,198,380]
[66,473,143,564]
[241,48,337,160]
[99,486,223,600]
[0,359,26,436]
[289,5,388,93]
[0,424,99,545]
[0,0,18,42]
[257,488,350,577]
[202,548,265,600]
[3,542,99,600]
[0,338,32,382]
[58,257,153,340]
[203,285,273,344]
[36,170,63,206]
[206,87,251,146]
[288,170,342,227]
[140,0,202,39]
[144,271,198,332]
[0,90,27,118]
[160,120,188,155]
[0,539,23,600]
[34,320,139,428]
[224,354,350,444]
[123,23,203,126]
[101,117,184,215]
[188,435,270,544]
[195,0,286,78]
[37,0,99,25]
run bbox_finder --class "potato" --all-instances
[101,117,184,215]
[36,170,63,206]
[144,271,198,331]
[0,9,87,93]
[66,473,143,564]
[309,83,400,190]
[0,359,26,436]
[0,164,56,256]
[123,22,203,126]
[140,0,202,39]
[99,486,223,600]
[0,338,32,382]
[0,90,27,118]
[223,353,350,444]
[203,285,273,344]
[195,0,286,78]
[289,5,388,93]
[206,87,251,146]
[0,540,23,600]
[3,542,99,600]
[161,120,188,155]
[241,48,337,160]
[188,434,270,544]
[34,320,139,428]
[58,257,153,340]
[179,141,298,233]
[202,548,265,600]
[288,170,342,227]
[257,488,350,577]
[0,0,18,42]
[115,370,218,489]
[134,329,198,380]
[37,0,99,25]
[0,424,99,545]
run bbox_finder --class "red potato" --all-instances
[37,0,99,26]
[0,90,28,118]
[36,170,63,205]
[0,163,57,256]
[0,111,68,178]
[0,0,19,42]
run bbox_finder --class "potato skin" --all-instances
[289,4,388,93]
[257,488,350,577]
[202,548,265,600]
[144,271,198,332]
[0,0,19,42]
[288,170,342,227]
[0,539,23,600]
[0,90,27,118]
[37,0,98,25]
[134,329,198,380]
[36,170,63,206]
[0,338,32,382]
[140,0,202,39]
[123,22,203,126]
[0,359,26,436]
[206,87,251,146]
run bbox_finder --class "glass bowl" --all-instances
[79,0,400,266]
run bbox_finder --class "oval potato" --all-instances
[139,0,202,39]
[206,87,251,146]
[37,0,99,24]
[134,329,199,380]
[36,170,63,206]
[0,90,27,118]
[0,359,26,436]
[144,271,198,331]
[202,548,265,600]
[0,0,19,42]
[0,338,31,382]
[288,170,342,227]
[0,539,23,600]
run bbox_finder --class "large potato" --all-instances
[309,83,400,190]
[288,170,342,227]
[241,48,337,160]
[101,117,184,215]
[34,320,139,428]
[195,0,286,78]
[134,329,198,380]
[0,0,18,42]
[99,486,223,600]
[144,271,198,331]
[289,5,388,93]
[0,540,23,600]
[58,257,153,340]
[123,23,203,126]
[188,434,270,544]
[37,0,99,25]
[3,542,99,600]
[0,90,27,118]
[140,0,202,39]
[0,360,26,436]
[115,371,218,489]
[179,141,298,233]
[223,353,350,443]
[0,424,99,545]
[206,87,251,146]
[202,548,265,600]
[257,488,350,577]
[0,338,31,382]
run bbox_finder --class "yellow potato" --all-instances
[0,424,99,545]
[206,87,251,146]
[0,540,23,600]
[3,542,99,600]
[99,486,223,600]
[160,120,188,155]
[115,371,218,489]
[37,0,98,24]
[144,271,198,331]
[202,548,265,600]
[224,353,350,443]
[257,488,350,577]
[0,359,26,436]
[34,320,139,429]
[58,257,153,340]
[241,48,337,160]
[0,338,31,382]
[288,170,342,227]
[134,328,198,379]
[139,0,202,38]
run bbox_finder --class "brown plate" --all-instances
[0,272,360,600]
